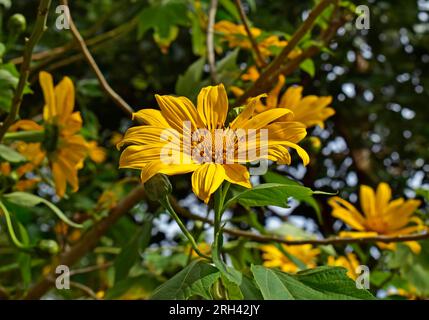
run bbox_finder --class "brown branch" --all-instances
[234,0,336,106]
[171,197,429,246]
[24,185,146,300]
[234,0,266,67]
[60,0,134,118]
[207,0,219,84]
[69,262,113,276]
[0,0,52,142]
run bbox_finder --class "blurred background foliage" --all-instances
[0,0,428,299]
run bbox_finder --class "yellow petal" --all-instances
[191,163,225,203]
[40,71,56,121]
[229,94,266,129]
[360,185,376,217]
[241,108,293,130]
[223,164,251,188]
[61,111,82,136]
[266,121,307,144]
[132,109,170,127]
[55,76,75,122]
[140,160,198,183]
[328,196,366,228]
[197,84,228,130]
[281,141,310,166]
[9,119,43,131]
[375,182,392,213]
[279,85,303,109]
[266,75,285,108]
[403,241,421,254]
[155,94,204,133]
[339,231,379,238]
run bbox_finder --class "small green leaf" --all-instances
[151,260,220,300]
[3,192,82,228]
[251,265,375,300]
[300,59,316,77]
[175,57,205,100]
[0,144,26,162]
[114,218,153,282]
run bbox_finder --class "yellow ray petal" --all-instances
[360,185,376,217]
[266,75,286,108]
[197,84,228,130]
[375,182,392,213]
[61,111,82,136]
[223,164,251,188]
[241,108,293,130]
[279,85,303,109]
[328,196,366,227]
[155,94,204,132]
[281,141,310,166]
[55,76,75,122]
[229,94,266,129]
[266,121,307,144]
[191,163,225,203]
[140,160,199,184]
[9,119,43,131]
[40,71,56,121]
[132,109,170,127]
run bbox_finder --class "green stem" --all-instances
[0,201,32,250]
[3,130,45,143]
[160,196,211,260]
[213,182,230,260]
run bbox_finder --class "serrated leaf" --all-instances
[251,265,375,300]
[151,260,220,300]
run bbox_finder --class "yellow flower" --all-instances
[235,66,334,129]
[186,242,211,258]
[118,84,309,203]
[260,241,320,273]
[214,21,289,59]
[87,141,107,164]
[0,162,11,176]
[10,72,88,197]
[327,252,360,280]
[328,182,425,254]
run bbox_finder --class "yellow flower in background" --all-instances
[328,182,425,254]
[118,84,309,203]
[233,66,334,129]
[327,253,360,280]
[260,241,320,273]
[214,21,289,59]
[186,242,211,258]
[87,141,107,164]
[10,72,88,197]
[0,162,11,176]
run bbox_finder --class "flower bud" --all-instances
[8,14,27,35]
[144,173,172,201]
[37,239,60,255]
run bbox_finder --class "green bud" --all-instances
[37,239,60,255]
[144,173,172,201]
[8,13,27,35]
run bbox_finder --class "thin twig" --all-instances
[60,0,134,117]
[69,262,113,276]
[68,281,100,300]
[234,0,266,67]
[207,0,219,84]
[0,0,52,142]
[235,0,335,106]
[171,198,429,246]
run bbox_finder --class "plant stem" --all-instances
[213,182,230,260]
[3,130,45,143]
[0,0,52,142]
[160,196,211,260]
[0,201,32,250]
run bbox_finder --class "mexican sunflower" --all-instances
[233,67,335,128]
[118,84,309,203]
[260,240,320,273]
[327,253,360,280]
[10,71,88,197]
[214,21,291,59]
[328,183,426,254]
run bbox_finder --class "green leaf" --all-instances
[251,265,375,300]
[240,276,263,300]
[189,13,205,56]
[0,63,32,112]
[114,218,153,282]
[151,260,220,300]
[218,0,240,21]
[0,0,11,8]
[175,57,205,100]
[263,171,322,221]
[300,59,316,77]
[0,144,26,162]
[3,192,82,228]
[137,0,190,50]
[225,183,315,209]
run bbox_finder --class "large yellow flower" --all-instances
[118,84,309,203]
[233,67,335,128]
[260,241,320,273]
[327,253,360,280]
[328,183,425,253]
[10,72,88,197]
